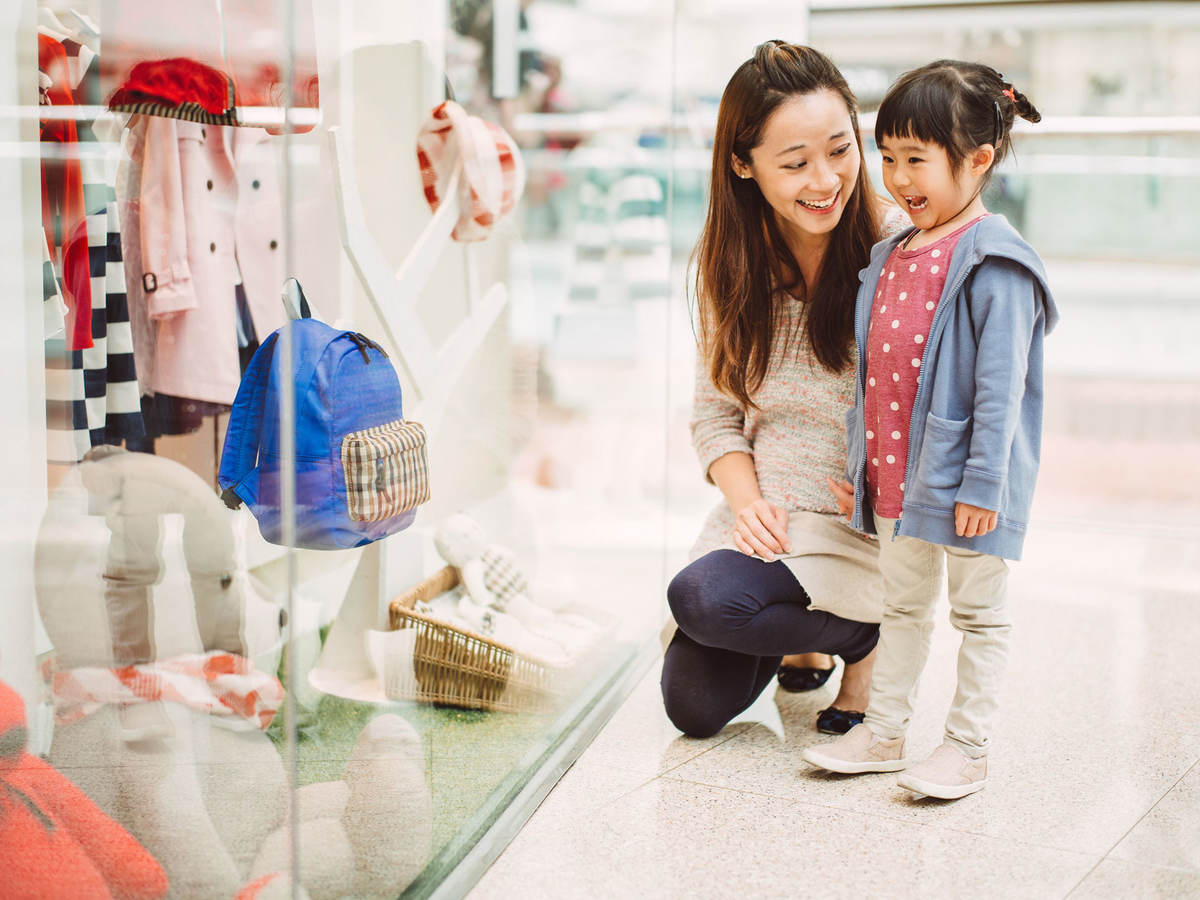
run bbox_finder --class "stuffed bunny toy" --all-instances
[432,513,599,662]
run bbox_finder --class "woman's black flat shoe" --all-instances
[776,663,836,693]
[816,706,865,735]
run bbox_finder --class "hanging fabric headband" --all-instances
[416,100,526,242]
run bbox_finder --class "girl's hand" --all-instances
[732,499,791,561]
[826,476,855,523]
[955,502,997,538]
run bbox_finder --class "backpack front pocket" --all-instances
[341,420,430,522]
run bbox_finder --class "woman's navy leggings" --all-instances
[661,549,879,738]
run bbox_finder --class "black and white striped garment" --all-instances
[44,32,143,463]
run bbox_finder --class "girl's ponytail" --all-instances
[1004,83,1042,124]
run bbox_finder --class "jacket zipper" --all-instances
[892,263,975,540]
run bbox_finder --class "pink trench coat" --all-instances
[128,116,286,405]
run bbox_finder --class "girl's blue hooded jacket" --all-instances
[846,215,1059,561]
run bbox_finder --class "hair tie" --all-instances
[1002,87,1016,102]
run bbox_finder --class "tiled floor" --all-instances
[470,522,1200,899]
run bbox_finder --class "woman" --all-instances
[662,41,908,739]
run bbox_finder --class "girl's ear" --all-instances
[969,144,996,177]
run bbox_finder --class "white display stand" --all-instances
[308,55,510,703]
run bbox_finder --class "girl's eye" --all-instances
[881,155,894,164]
[908,157,923,165]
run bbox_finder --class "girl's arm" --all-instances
[957,257,1044,515]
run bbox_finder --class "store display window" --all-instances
[4,0,673,895]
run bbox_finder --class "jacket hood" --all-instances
[868,214,1059,335]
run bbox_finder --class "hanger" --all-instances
[37,7,72,40]
[280,277,316,322]
[66,9,99,37]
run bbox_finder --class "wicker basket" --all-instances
[385,565,566,713]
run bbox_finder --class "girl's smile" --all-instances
[877,135,991,242]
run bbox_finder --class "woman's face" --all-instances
[734,89,861,248]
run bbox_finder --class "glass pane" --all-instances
[9,0,308,897]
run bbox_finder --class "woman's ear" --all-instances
[969,144,996,177]
[730,154,752,181]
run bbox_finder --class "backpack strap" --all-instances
[217,331,278,509]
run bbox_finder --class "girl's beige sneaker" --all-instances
[801,723,907,774]
[896,742,987,799]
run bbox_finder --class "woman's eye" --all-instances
[784,161,807,170]
[831,144,851,157]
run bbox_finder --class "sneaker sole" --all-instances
[801,748,908,774]
[896,772,986,799]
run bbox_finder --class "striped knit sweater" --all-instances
[689,208,908,556]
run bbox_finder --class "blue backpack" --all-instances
[218,310,429,551]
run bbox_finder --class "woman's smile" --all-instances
[797,189,841,212]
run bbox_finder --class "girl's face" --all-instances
[877,134,987,231]
[734,90,860,248]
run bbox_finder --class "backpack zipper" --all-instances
[346,332,388,363]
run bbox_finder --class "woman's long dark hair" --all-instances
[694,41,882,409]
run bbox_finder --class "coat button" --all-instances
[252,179,260,190]
[201,128,207,139]
[206,179,213,190]
[269,240,278,250]
[210,242,216,253]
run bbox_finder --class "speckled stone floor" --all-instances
[470,520,1200,899]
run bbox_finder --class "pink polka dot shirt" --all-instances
[864,215,989,516]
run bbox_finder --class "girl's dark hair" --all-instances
[874,60,1042,184]
[693,40,883,407]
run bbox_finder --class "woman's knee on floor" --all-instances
[660,676,727,739]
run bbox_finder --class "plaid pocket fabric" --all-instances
[341,419,430,522]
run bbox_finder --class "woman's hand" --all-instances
[826,476,854,523]
[954,502,997,538]
[732,499,791,561]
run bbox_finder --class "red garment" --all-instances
[107,57,234,115]
[39,33,93,350]
[0,680,169,900]
[864,216,989,516]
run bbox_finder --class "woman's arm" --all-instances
[690,353,791,560]
[708,451,792,560]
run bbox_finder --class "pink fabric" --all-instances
[864,216,988,516]
[45,651,284,730]
[127,116,285,403]
[417,100,525,241]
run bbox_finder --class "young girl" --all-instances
[802,60,1058,799]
